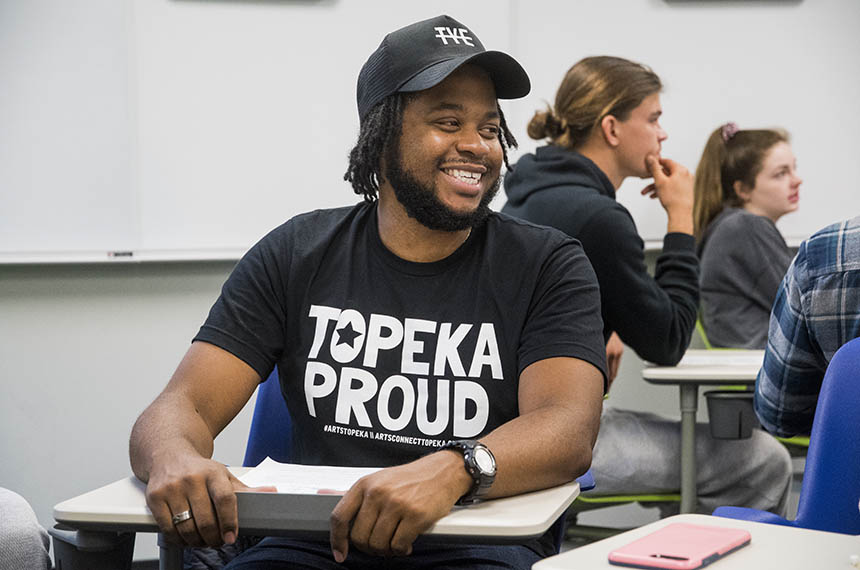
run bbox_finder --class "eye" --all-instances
[480,124,501,139]
[435,119,460,131]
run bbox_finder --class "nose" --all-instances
[792,169,802,187]
[455,128,491,157]
[657,124,668,143]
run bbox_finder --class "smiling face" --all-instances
[382,65,503,231]
[613,92,667,179]
[738,142,801,223]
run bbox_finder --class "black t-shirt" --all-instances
[195,202,606,467]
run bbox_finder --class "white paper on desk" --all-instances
[238,457,382,494]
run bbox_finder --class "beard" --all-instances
[383,142,500,232]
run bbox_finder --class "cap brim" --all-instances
[398,51,530,100]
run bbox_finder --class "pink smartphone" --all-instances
[607,522,751,569]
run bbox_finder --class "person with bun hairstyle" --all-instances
[694,124,800,349]
[504,56,697,372]
[503,56,791,516]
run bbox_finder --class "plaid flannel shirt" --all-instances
[755,215,860,437]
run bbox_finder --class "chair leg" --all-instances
[157,533,184,570]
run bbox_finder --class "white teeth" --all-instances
[444,168,482,185]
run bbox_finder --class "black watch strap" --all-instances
[441,439,496,505]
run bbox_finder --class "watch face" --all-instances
[474,446,496,474]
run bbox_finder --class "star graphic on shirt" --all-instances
[335,322,361,348]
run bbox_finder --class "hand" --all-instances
[644,156,694,235]
[144,452,276,547]
[329,450,470,561]
[605,331,624,390]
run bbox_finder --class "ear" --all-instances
[733,180,751,202]
[378,146,390,184]
[600,115,621,147]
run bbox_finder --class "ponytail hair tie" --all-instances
[721,122,740,143]
[545,112,566,138]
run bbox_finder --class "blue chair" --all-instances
[243,367,293,467]
[713,337,860,535]
[245,367,593,551]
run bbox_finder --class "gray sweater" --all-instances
[698,208,793,348]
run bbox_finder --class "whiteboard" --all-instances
[0,0,137,257]
[2,0,859,262]
[0,0,514,262]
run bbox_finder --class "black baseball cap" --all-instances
[356,15,530,122]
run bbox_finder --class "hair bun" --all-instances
[528,109,565,141]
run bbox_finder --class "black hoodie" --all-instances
[502,145,699,366]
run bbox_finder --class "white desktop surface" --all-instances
[54,466,580,540]
[533,514,860,569]
[642,349,764,383]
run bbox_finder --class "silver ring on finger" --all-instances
[172,509,193,526]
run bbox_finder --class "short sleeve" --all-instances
[517,239,608,388]
[193,227,291,379]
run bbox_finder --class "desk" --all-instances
[533,513,860,569]
[54,467,580,570]
[642,350,764,513]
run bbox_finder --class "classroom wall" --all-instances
[0,262,246,559]
[1,0,856,562]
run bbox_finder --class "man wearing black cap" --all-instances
[130,15,606,569]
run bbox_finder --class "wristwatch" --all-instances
[441,439,497,505]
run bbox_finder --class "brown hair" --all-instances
[693,126,789,239]
[527,56,662,150]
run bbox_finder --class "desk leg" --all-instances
[157,533,184,570]
[679,384,699,514]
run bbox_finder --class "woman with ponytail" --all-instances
[502,57,791,517]
[694,124,801,348]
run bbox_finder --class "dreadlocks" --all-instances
[344,93,518,202]
[496,106,518,170]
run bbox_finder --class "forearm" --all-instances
[329,397,600,560]
[480,401,598,498]
[644,233,699,363]
[584,210,698,366]
[327,357,603,560]
[665,208,694,235]
[129,390,218,483]
[603,235,698,365]
[130,342,262,483]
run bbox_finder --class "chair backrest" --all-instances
[793,336,860,534]
[695,318,714,350]
[243,367,293,467]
